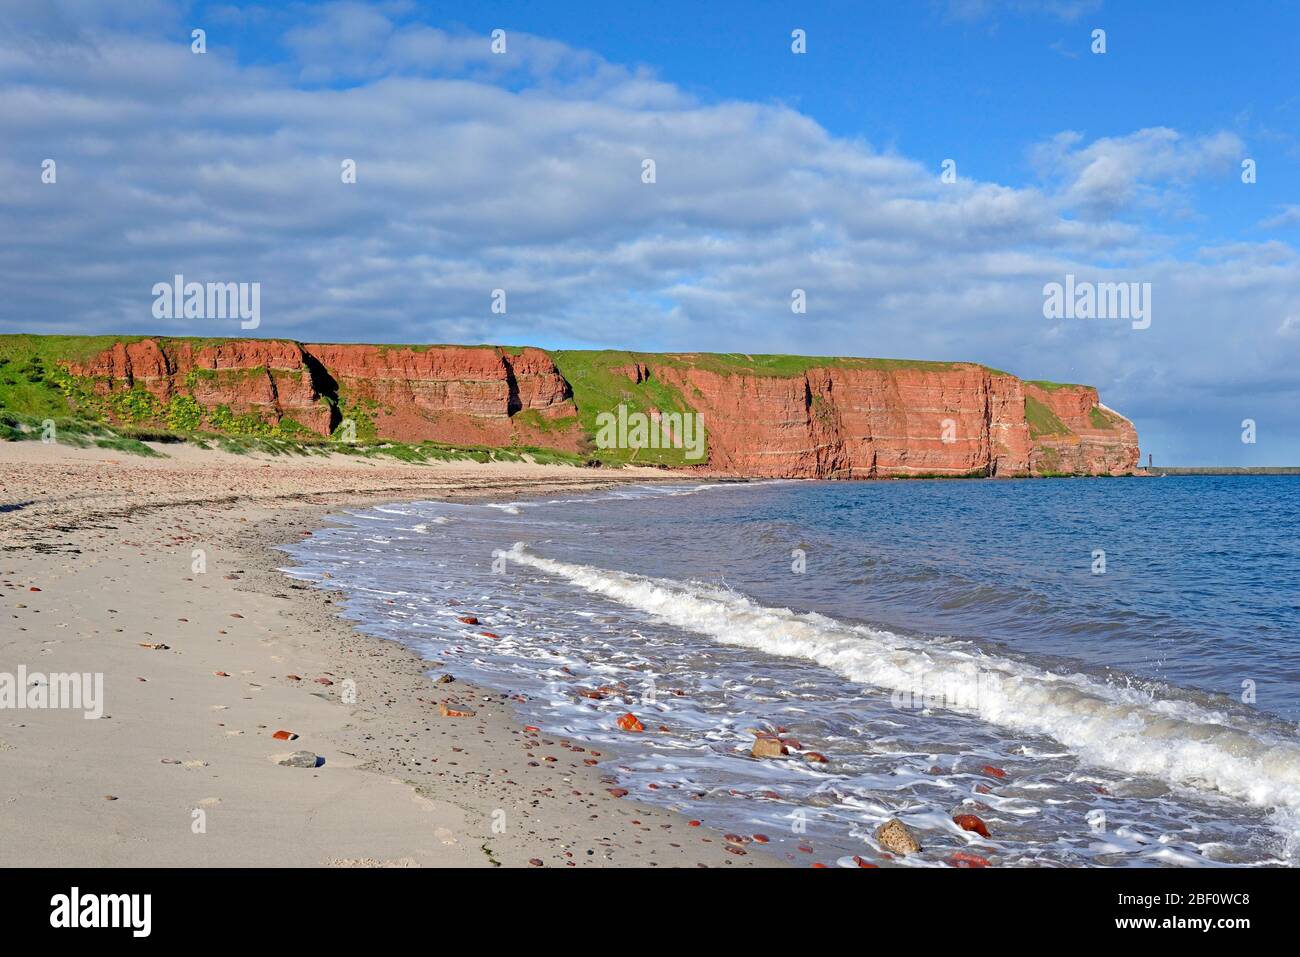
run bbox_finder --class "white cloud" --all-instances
[1032,127,1244,216]
[1260,204,1300,229]
[1,0,1299,464]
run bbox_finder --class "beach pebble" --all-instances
[272,730,298,741]
[953,814,990,838]
[615,713,644,733]
[875,818,922,856]
[277,751,320,768]
[439,701,476,718]
[751,735,786,759]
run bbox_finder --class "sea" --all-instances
[280,475,1300,867]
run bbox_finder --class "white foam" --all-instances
[505,543,1300,819]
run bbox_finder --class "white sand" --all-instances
[0,440,776,867]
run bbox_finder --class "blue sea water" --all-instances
[282,476,1300,867]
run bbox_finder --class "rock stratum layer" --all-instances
[34,336,1140,478]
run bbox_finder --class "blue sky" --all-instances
[2,0,1300,464]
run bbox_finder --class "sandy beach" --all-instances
[0,440,776,867]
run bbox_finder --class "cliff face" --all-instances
[67,338,332,434]
[649,363,1040,478]
[1024,382,1141,476]
[54,337,1140,477]
[303,344,582,450]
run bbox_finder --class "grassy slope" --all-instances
[549,350,701,466]
[1024,395,1070,437]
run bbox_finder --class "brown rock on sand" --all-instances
[876,818,922,856]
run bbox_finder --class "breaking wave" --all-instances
[504,542,1300,819]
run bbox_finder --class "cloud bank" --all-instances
[1,0,1298,463]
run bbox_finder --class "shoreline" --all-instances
[0,441,778,867]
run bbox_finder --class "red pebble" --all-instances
[616,712,644,733]
[982,765,1007,779]
[953,814,991,838]
[949,852,991,868]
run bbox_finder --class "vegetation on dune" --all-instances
[0,410,168,458]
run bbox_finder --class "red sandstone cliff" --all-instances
[1024,382,1140,476]
[57,338,1140,477]
[649,362,1037,478]
[67,338,332,433]
[303,344,582,450]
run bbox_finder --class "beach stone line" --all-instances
[278,750,320,768]
[876,818,922,856]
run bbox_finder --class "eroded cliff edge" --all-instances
[3,335,1140,477]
